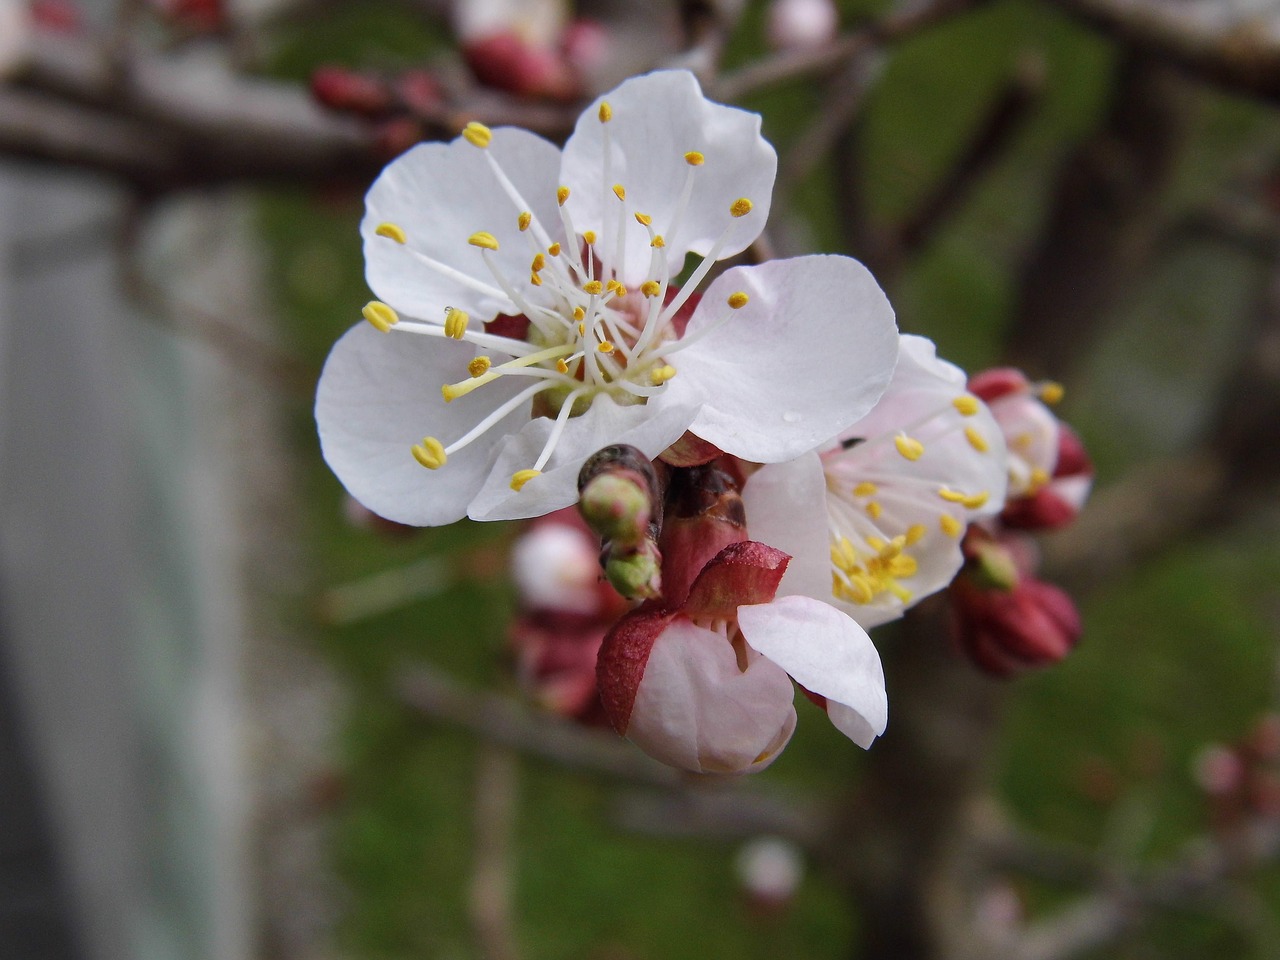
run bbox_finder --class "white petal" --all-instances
[989,390,1059,497]
[737,596,887,748]
[315,323,530,526]
[663,255,898,462]
[363,127,564,321]
[741,452,832,602]
[559,70,777,284]
[627,617,797,774]
[467,393,697,521]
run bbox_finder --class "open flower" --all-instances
[316,69,898,526]
[743,335,1008,628]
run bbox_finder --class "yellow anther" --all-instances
[650,365,677,385]
[529,272,543,286]
[881,535,907,559]
[518,211,532,232]
[572,306,585,321]
[866,501,882,520]
[361,300,399,333]
[952,394,980,416]
[577,322,585,335]
[557,186,570,206]
[866,536,886,553]
[374,222,406,244]
[548,242,562,257]
[556,358,570,374]
[831,537,858,571]
[905,523,927,545]
[1040,381,1065,405]
[1030,468,1051,490]
[468,356,491,378]
[462,121,492,148]
[651,235,666,248]
[730,198,753,218]
[727,292,749,310]
[597,341,615,354]
[468,232,499,251]
[641,280,661,298]
[1014,432,1033,450]
[582,280,603,295]
[938,487,989,510]
[895,435,925,461]
[411,437,447,470]
[598,101,612,123]
[531,253,546,272]
[964,427,989,453]
[444,307,469,339]
[612,184,626,201]
[940,514,962,537]
[511,469,541,491]
[839,575,875,605]
[635,212,652,227]
[684,151,705,166]
[606,279,625,297]
[583,230,597,245]
[889,555,918,578]
[853,481,877,498]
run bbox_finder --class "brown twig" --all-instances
[469,745,522,960]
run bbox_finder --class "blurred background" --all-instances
[3,0,1280,958]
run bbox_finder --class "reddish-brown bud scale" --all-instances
[683,541,789,620]
[969,367,1030,403]
[596,606,675,733]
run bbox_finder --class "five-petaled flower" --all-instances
[316,69,897,527]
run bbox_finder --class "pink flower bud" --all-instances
[969,367,1030,403]
[766,0,838,51]
[511,516,602,615]
[463,31,578,100]
[735,836,804,915]
[1194,744,1245,797]
[29,0,81,32]
[951,573,1081,677]
[310,67,393,117]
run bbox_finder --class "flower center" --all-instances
[359,109,756,492]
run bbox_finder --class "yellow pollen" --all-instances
[572,306,585,321]
[597,341,615,354]
[468,356,491,377]
[374,222,406,243]
[612,184,626,201]
[1040,381,1065,405]
[606,279,625,297]
[964,427,989,452]
[905,524,927,545]
[641,280,661,298]
[361,300,399,333]
[557,187,570,206]
[468,232,499,251]
[1030,467,1051,490]
[940,514,962,537]
[517,212,532,232]
[684,151,705,166]
[462,121,492,148]
[583,231,597,245]
[635,212,652,226]
[548,242,562,257]
[727,292,749,309]
[583,280,603,295]
[531,253,545,272]
[952,394,980,416]
[651,235,665,248]
[1014,432,1033,450]
[650,364,677,385]
[866,501,883,520]
[730,198,753,218]
[511,469,541,491]
[853,481,877,497]
[598,101,612,123]
[444,307,469,339]
[577,322,585,335]
[411,437,447,470]
[529,272,543,286]
[895,435,925,461]
[938,487,989,510]
[556,359,569,374]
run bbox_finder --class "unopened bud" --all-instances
[766,0,838,51]
[580,474,652,545]
[310,66,392,117]
[603,539,662,601]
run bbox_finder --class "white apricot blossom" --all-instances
[316,69,897,526]
[743,335,1009,629]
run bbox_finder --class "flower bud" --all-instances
[462,31,578,100]
[511,515,603,615]
[603,539,662,600]
[310,67,393,117]
[951,573,1081,677]
[766,0,838,51]
[735,836,804,915]
[579,473,653,545]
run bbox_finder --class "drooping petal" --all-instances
[559,70,777,285]
[624,616,798,774]
[660,255,898,463]
[467,393,698,521]
[315,322,530,526]
[363,127,564,322]
[737,596,887,748]
[741,451,831,602]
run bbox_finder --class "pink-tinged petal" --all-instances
[741,452,832,602]
[559,70,777,285]
[989,391,1059,497]
[315,323,530,526]
[664,255,898,462]
[467,393,698,521]
[737,596,887,748]
[683,541,790,620]
[613,615,798,774]
[363,127,563,322]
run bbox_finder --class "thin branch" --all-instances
[469,746,521,960]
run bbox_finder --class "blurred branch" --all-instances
[469,746,521,960]
[1046,0,1280,105]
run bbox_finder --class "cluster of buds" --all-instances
[949,369,1093,676]
[1194,714,1280,829]
[309,66,444,159]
